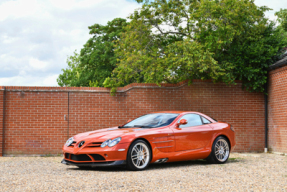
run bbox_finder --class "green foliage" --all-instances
[57,51,81,87]
[104,0,287,93]
[57,18,128,87]
[59,0,287,94]
[276,9,287,31]
[104,20,226,89]
[219,22,287,92]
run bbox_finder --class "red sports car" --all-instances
[61,111,235,170]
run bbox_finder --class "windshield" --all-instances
[121,113,179,128]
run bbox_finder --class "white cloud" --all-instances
[0,0,286,87]
[29,58,50,71]
[0,0,39,21]
[255,0,287,22]
[0,0,140,86]
[43,74,59,86]
[0,74,59,86]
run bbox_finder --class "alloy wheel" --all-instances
[131,143,150,169]
[215,139,230,162]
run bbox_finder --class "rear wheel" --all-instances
[206,136,230,164]
[126,140,151,171]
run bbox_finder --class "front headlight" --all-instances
[108,137,121,147]
[101,139,112,148]
[101,137,121,148]
[65,137,74,146]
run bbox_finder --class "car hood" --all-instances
[73,127,145,142]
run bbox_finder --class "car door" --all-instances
[173,113,213,151]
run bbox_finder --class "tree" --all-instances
[104,0,287,93]
[276,9,287,31]
[103,20,226,93]
[57,51,81,87]
[57,18,129,87]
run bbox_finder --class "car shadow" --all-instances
[65,158,241,172]
[146,158,240,170]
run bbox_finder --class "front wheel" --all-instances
[126,140,151,171]
[206,136,230,164]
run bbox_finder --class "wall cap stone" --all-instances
[0,79,242,93]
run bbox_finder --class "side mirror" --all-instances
[176,119,187,128]
[179,119,187,125]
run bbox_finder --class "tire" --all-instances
[126,139,151,171]
[206,136,230,164]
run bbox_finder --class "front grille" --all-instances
[86,142,102,148]
[65,153,105,162]
[71,154,91,161]
[90,154,105,161]
[65,160,115,165]
[65,153,70,159]
[78,141,85,148]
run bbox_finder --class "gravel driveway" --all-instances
[0,153,286,191]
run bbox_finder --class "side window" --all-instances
[178,114,203,128]
[201,116,211,124]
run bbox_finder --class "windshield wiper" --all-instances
[133,125,152,128]
[120,125,152,128]
[119,126,132,128]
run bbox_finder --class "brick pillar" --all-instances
[0,87,4,156]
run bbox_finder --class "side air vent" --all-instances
[65,153,70,159]
[70,154,91,161]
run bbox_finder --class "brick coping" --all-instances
[269,65,287,75]
[0,80,242,93]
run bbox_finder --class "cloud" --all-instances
[0,74,60,86]
[255,0,287,21]
[0,0,140,86]
[0,0,285,86]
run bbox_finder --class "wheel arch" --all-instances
[127,137,153,161]
[206,134,231,164]
[215,134,231,148]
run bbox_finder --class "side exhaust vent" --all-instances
[155,158,168,163]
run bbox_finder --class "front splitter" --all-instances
[61,159,126,167]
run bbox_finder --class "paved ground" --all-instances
[0,153,286,191]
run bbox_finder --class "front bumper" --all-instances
[61,159,126,167]
[62,142,130,166]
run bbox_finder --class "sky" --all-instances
[0,0,286,87]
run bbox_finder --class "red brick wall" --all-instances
[0,80,265,156]
[268,65,287,153]
[0,88,3,156]
[3,91,68,155]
